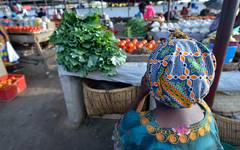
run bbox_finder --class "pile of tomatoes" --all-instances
[5,26,41,33]
[118,38,158,53]
[0,76,18,89]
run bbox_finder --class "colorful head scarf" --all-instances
[146,39,216,108]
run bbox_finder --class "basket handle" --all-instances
[136,93,149,112]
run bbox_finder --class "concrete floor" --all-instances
[0,73,115,150]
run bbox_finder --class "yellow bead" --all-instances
[141,117,149,125]
[156,133,166,142]
[140,112,146,117]
[198,127,205,136]
[189,132,197,141]
[208,116,213,122]
[179,134,188,143]
[146,125,155,133]
[168,134,178,144]
[205,124,210,132]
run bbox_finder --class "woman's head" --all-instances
[139,2,146,14]
[146,1,152,5]
[146,39,216,109]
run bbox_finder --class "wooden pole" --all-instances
[205,0,240,108]
[101,0,103,14]
[128,0,130,18]
[167,0,171,22]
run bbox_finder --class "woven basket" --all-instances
[213,93,240,116]
[223,63,240,71]
[214,113,240,145]
[83,80,140,116]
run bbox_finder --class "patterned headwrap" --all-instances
[145,39,216,108]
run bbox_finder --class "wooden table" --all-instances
[8,30,54,55]
[8,30,55,71]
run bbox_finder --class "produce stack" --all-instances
[50,12,126,76]
[118,38,159,54]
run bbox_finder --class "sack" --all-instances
[6,42,19,62]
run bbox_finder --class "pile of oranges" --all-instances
[0,76,18,89]
[118,38,158,54]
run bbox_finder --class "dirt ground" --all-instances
[0,71,115,150]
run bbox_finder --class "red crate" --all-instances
[0,74,27,102]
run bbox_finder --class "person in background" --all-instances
[0,25,9,49]
[113,36,224,150]
[200,8,211,16]
[135,2,146,19]
[180,6,189,16]
[158,13,165,23]
[187,2,192,11]
[0,25,19,65]
[164,6,180,21]
[37,8,46,18]
[53,9,62,20]
[144,1,155,20]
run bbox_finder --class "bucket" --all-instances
[209,42,238,64]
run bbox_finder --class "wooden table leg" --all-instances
[59,75,86,128]
[34,37,49,73]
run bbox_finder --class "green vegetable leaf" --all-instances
[50,12,126,76]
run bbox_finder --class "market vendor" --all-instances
[0,25,9,64]
[113,37,223,149]
[0,25,9,49]
[37,8,47,18]
[180,7,189,16]
[0,25,19,65]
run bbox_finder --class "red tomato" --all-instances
[127,42,134,49]
[126,38,131,43]
[137,42,144,49]
[142,39,148,45]
[147,43,154,50]
[132,38,138,45]
[150,40,156,45]
[120,42,126,49]
[121,40,127,45]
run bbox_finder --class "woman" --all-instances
[144,1,155,20]
[0,25,10,63]
[0,25,19,65]
[180,7,189,16]
[113,38,223,150]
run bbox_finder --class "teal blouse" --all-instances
[113,101,224,150]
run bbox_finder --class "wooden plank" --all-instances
[8,30,54,43]
[126,54,149,62]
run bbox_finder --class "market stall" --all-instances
[59,62,240,127]
[0,17,56,71]
[8,29,54,56]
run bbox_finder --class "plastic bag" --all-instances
[6,42,19,62]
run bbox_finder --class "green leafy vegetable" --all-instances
[50,12,126,76]
[124,18,147,38]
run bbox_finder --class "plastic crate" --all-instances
[209,42,238,64]
[0,74,27,102]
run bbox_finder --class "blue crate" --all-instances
[209,43,238,64]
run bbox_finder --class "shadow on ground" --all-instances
[0,73,115,150]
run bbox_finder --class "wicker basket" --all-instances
[83,80,140,116]
[223,63,240,71]
[214,113,240,145]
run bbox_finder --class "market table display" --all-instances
[8,29,54,55]
[58,62,240,127]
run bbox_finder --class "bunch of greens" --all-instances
[50,12,126,76]
[124,18,147,38]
